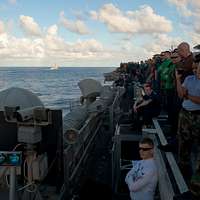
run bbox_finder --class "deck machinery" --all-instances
[0,79,124,200]
[0,88,63,200]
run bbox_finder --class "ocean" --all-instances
[0,67,115,115]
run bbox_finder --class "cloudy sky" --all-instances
[0,0,200,67]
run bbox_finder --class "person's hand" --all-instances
[182,87,188,99]
[175,70,182,81]
[133,105,138,113]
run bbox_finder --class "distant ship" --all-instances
[50,63,59,70]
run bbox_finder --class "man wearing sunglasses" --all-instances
[125,137,158,200]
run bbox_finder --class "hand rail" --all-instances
[153,118,189,194]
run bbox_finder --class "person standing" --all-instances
[125,137,158,200]
[176,42,193,82]
[176,57,200,197]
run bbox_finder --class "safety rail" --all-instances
[152,118,189,195]
[61,112,102,199]
[109,87,124,134]
[111,124,120,192]
[112,123,142,195]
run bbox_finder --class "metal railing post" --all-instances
[9,167,16,200]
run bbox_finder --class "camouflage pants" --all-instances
[177,108,200,196]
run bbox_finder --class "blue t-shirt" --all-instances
[182,75,200,111]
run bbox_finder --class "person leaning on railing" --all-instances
[175,53,200,198]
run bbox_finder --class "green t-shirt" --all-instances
[158,59,175,90]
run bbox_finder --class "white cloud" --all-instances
[44,33,67,52]
[0,31,105,59]
[0,33,8,48]
[90,4,172,34]
[0,33,45,58]
[168,0,192,16]
[0,5,189,67]
[47,25,58,36]
[194,22,200,34]
[0,24,186,67]
[0,19,14,35]
[143,34,182,56]
[127,5,172,33]
[0,18,108,66]
[20,15,43,37]
[168,0,200,16]
[90,11,98,20]
[168,0,200,43]
[71,39,103,53]
[59,11,90,35]
[0,22,181,67]
[0,20,5,34]
[188,32,200,45]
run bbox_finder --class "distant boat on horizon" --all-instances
[50,63,59,70]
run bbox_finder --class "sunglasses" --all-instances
[171,56,179,59]
[139,147,153,151]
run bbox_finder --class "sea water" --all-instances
[0,67,115,115]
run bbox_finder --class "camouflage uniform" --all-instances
[177,108,200,198]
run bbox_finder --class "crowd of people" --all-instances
[115,41,200,199]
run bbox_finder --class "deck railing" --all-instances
[109,87,124,134]
[61,112,102,199]
[152,118,189,197]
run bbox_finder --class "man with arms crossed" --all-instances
[125,137,158,200]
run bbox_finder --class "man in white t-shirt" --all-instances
[125,137,158,200]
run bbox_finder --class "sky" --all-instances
[0,0,200,67]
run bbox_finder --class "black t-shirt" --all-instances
[143,91,161,111]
